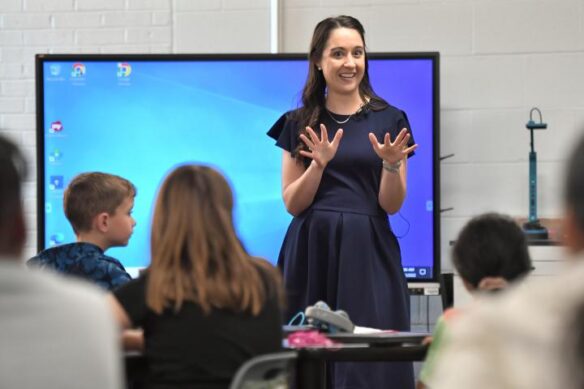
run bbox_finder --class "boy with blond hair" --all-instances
[28,172,136,290]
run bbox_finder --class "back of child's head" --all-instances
[452,213,532,289]
[147,164,277,316]
[64,172,136,234]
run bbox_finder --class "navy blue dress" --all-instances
[268,105,415,389]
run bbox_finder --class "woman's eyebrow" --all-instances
[330,45,364,50]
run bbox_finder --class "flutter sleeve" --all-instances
[266,111,300,153]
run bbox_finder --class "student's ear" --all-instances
[562,208,584,254]
[477,277,508,291]
[94,212,110,233]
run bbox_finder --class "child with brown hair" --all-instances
[28,172,136,290]
[108,164,283,389]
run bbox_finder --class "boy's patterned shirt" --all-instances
[27,242,131,290]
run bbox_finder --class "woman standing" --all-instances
[267,15,417,388]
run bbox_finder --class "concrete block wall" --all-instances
[1,0,583,327]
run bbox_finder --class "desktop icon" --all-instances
[49,64,61,76]
[117,62,132,78]
[71,63,86,78]
[49,175,64,190]
[48,148,62,162]
[45,202,53,214]
[49,233,65,246]
[49,121,63,133]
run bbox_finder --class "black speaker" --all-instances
[439,273,454,311]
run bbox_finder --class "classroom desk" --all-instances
[125,331,428,389]
[292,331,429,389]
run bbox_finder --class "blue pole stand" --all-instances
[523,109,549,241]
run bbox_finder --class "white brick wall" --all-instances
[0,31,24,45]
[53,12,103,28]
[173,0,221,12]
[76,0,126,11]
[75,28,125,45]
[443,55,526,109]
[2,13,53,29]
[102,11,153,26]
[474,1,583,54]
[367,3,474,55]
[1,0,583,327]
[127,0,170,10]
[24,0,74,12]
[24,30,75,45]
[174,9,270,53]
[524,53,584,108]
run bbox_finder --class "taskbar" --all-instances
[403,266,433,280]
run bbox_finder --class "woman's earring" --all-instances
[317,67,322,71]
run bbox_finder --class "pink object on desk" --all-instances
[287,331,338,348]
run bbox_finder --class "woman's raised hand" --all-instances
[299,123,343,169]
[368,128,418,164]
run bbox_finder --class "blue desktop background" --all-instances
[41,58,435,279]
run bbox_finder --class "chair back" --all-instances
[229,351,297,389]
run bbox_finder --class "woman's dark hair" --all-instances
[452,213,532,288]
[292,15,388,160]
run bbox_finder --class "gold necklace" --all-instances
[325,101,367,125]
[326,109,352,124]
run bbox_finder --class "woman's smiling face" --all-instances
[317,27,366,98]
